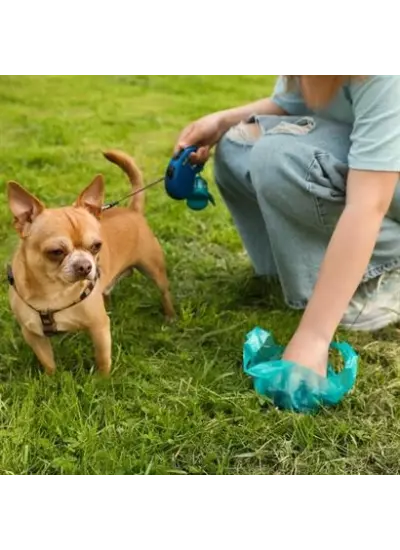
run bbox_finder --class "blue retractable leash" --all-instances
[165,146,215,210]
[102,146,215,212]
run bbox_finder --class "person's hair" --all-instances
[286,76,364,108]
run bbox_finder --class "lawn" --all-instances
[0,75,399,475]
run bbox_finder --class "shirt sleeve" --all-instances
[270,76,311,116]
[348,75,400,172]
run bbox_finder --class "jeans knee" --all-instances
[250,135,312,201]
[214,130,252,192]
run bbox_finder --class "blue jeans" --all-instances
[214,115,400,308]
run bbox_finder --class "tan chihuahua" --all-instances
[7,150,174,375]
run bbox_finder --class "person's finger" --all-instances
[189,146,210,165]
[174,125,197,154]
[173,137,186,155]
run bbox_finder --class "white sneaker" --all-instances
[341,270,400,331]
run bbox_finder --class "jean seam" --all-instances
[364,259,400,281]
[305,154,329,228]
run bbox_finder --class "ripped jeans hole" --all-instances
[226,121,262,144]
[266,116,316,136]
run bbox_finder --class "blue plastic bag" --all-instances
[243,327,358,413]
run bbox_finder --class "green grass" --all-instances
[1,76,400,475]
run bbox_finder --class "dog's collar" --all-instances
[7,264,100,337]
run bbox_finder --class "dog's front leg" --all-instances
[88,316,112,376]
[21,327,56,375]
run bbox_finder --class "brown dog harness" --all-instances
[7,265,100,337]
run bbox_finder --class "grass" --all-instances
[1,76,400,475]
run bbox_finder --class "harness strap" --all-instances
[7,264,99,337]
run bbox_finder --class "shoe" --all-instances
[341,270,400,331]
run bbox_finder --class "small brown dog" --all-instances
[7,150,174,375]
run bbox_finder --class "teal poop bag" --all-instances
[243,327,358,413]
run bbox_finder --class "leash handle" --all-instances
[165,147,214,211]
[165,146,204,200]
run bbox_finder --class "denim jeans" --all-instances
[214,115,400,308]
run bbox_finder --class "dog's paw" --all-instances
[164,311,177,325]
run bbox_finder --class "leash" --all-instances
[102,176,165,211]
[102,147,215,212]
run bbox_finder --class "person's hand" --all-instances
[282,330,329,378]
[174,112,228,164]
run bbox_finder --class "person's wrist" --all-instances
[294,323,332,349]
[218,109,240,134]
[284,327,330,377]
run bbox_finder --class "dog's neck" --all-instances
[12,246,88,311]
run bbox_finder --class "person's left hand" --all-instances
[282,331,329,377]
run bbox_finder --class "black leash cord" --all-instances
[102,176,165,211]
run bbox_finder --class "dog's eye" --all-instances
[90,241,102,255]
[47,248,65,260]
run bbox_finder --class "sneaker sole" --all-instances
[341,311,399,332]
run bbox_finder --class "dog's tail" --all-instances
[103,150,145,213]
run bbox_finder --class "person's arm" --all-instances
[284,75,400,376]
[175,99,284,163]
[283,169,398,375]
[175,76,310,163]
[217,97,286,134]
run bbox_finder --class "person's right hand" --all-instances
[174,111,227,165]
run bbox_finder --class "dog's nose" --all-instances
[73,259,92,278]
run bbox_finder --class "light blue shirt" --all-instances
[271,76,400,172]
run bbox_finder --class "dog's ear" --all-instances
[7,181,45,236]
[75,175,104,219]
